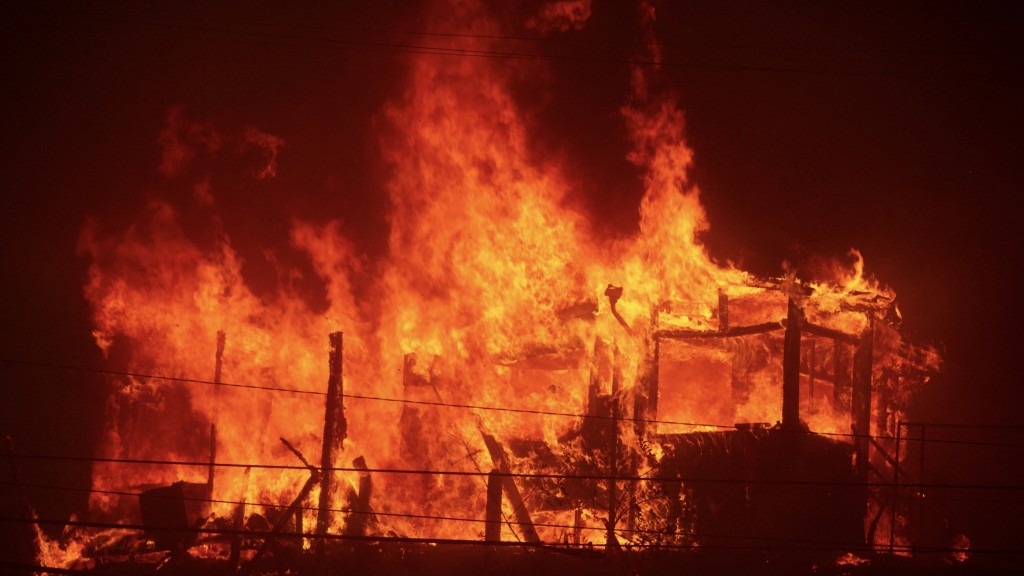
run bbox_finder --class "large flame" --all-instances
[44,0,936,566]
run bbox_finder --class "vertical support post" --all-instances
[833,341,850,415]
[808,339,816,400]
[717,288,729,331]
[647,338,660,425]
[852,317,874,481]
[588,339,607,411]
[344,456,373,537]
[229,466,250,571]
[208,331,225,494]
[573,507,582,546]
[316,331,345,556]
[634,309,660,438]
[607,346,621,551]
[485,469,502,542]
[916,424,927,550]
[482,435,540,542]
[889,421,902,553]
[782,298,803,430]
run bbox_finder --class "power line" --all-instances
[13,477,1024,545]
[61,7,1023,58]
[0,562,122,576]
[6,357,1024,450]
[5,516,1007,556]
[0,479,840,541]
[8,454,1023,491]
[19,7,1015,84]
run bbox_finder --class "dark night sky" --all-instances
[2,0,1023,563]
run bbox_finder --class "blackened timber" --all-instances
[482,434,541,543]
[717,289,729,331]
[607,346,621,551]
[485,469,502,542]
[808,339,816,399]
[852,318,874,481]
[246,470,319,572]
[207,330,225,494]
[316,331,345,554]
[655,320,782,340]
[229,466,250,570]
[647,338,660,425]
[634,310,659,437]
[213,330,226,385]
[345,456,374,537]
[834,342,851,414]
[245,438,319,572]
[782,299,802,430]
[802,321,860,345]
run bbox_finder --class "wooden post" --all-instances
[485,469,502,542]
[833,341,850,414]
[316,332,345,556]
[229,466,250,571]
[634,309,660,437]
[344,456,374,537]
[208,331,225,494]
[808,339,816,400]
[852,318,874,480]
[783,298,803,430]
[647,338,660,426]
[573,507,582,546]
[482,434,541,542]
[606,346,621,551]
[718,288,729,331]
[889,421,902,553]
[246,469,320,571]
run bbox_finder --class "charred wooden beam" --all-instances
[647,337,660,425]
[316,331,346,555]
[852,318,875,481]
[607,346,621,551]
[228,466,250,571]
[802,321,860,345]
[808,339,816,400]
[655,321,783,340]
[245,438,319,572]
[573,507,583,546]
[207,330,225,495]
[717,288,729,331]
[782,298,803,430]
[482,434,541,543]
[834,341,851,414]
[633,309,660,437]
[587,339,609,418]
[344,456,373,537]
[485,469,502,542]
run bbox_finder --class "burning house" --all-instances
[14,1,973,574]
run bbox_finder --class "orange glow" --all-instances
[37,0,940,567]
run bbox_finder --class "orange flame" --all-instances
[45,0,939,565]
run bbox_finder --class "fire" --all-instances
[36,0,939,569]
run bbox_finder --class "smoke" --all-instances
[244,127,285,180]
[527,0,593,33]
